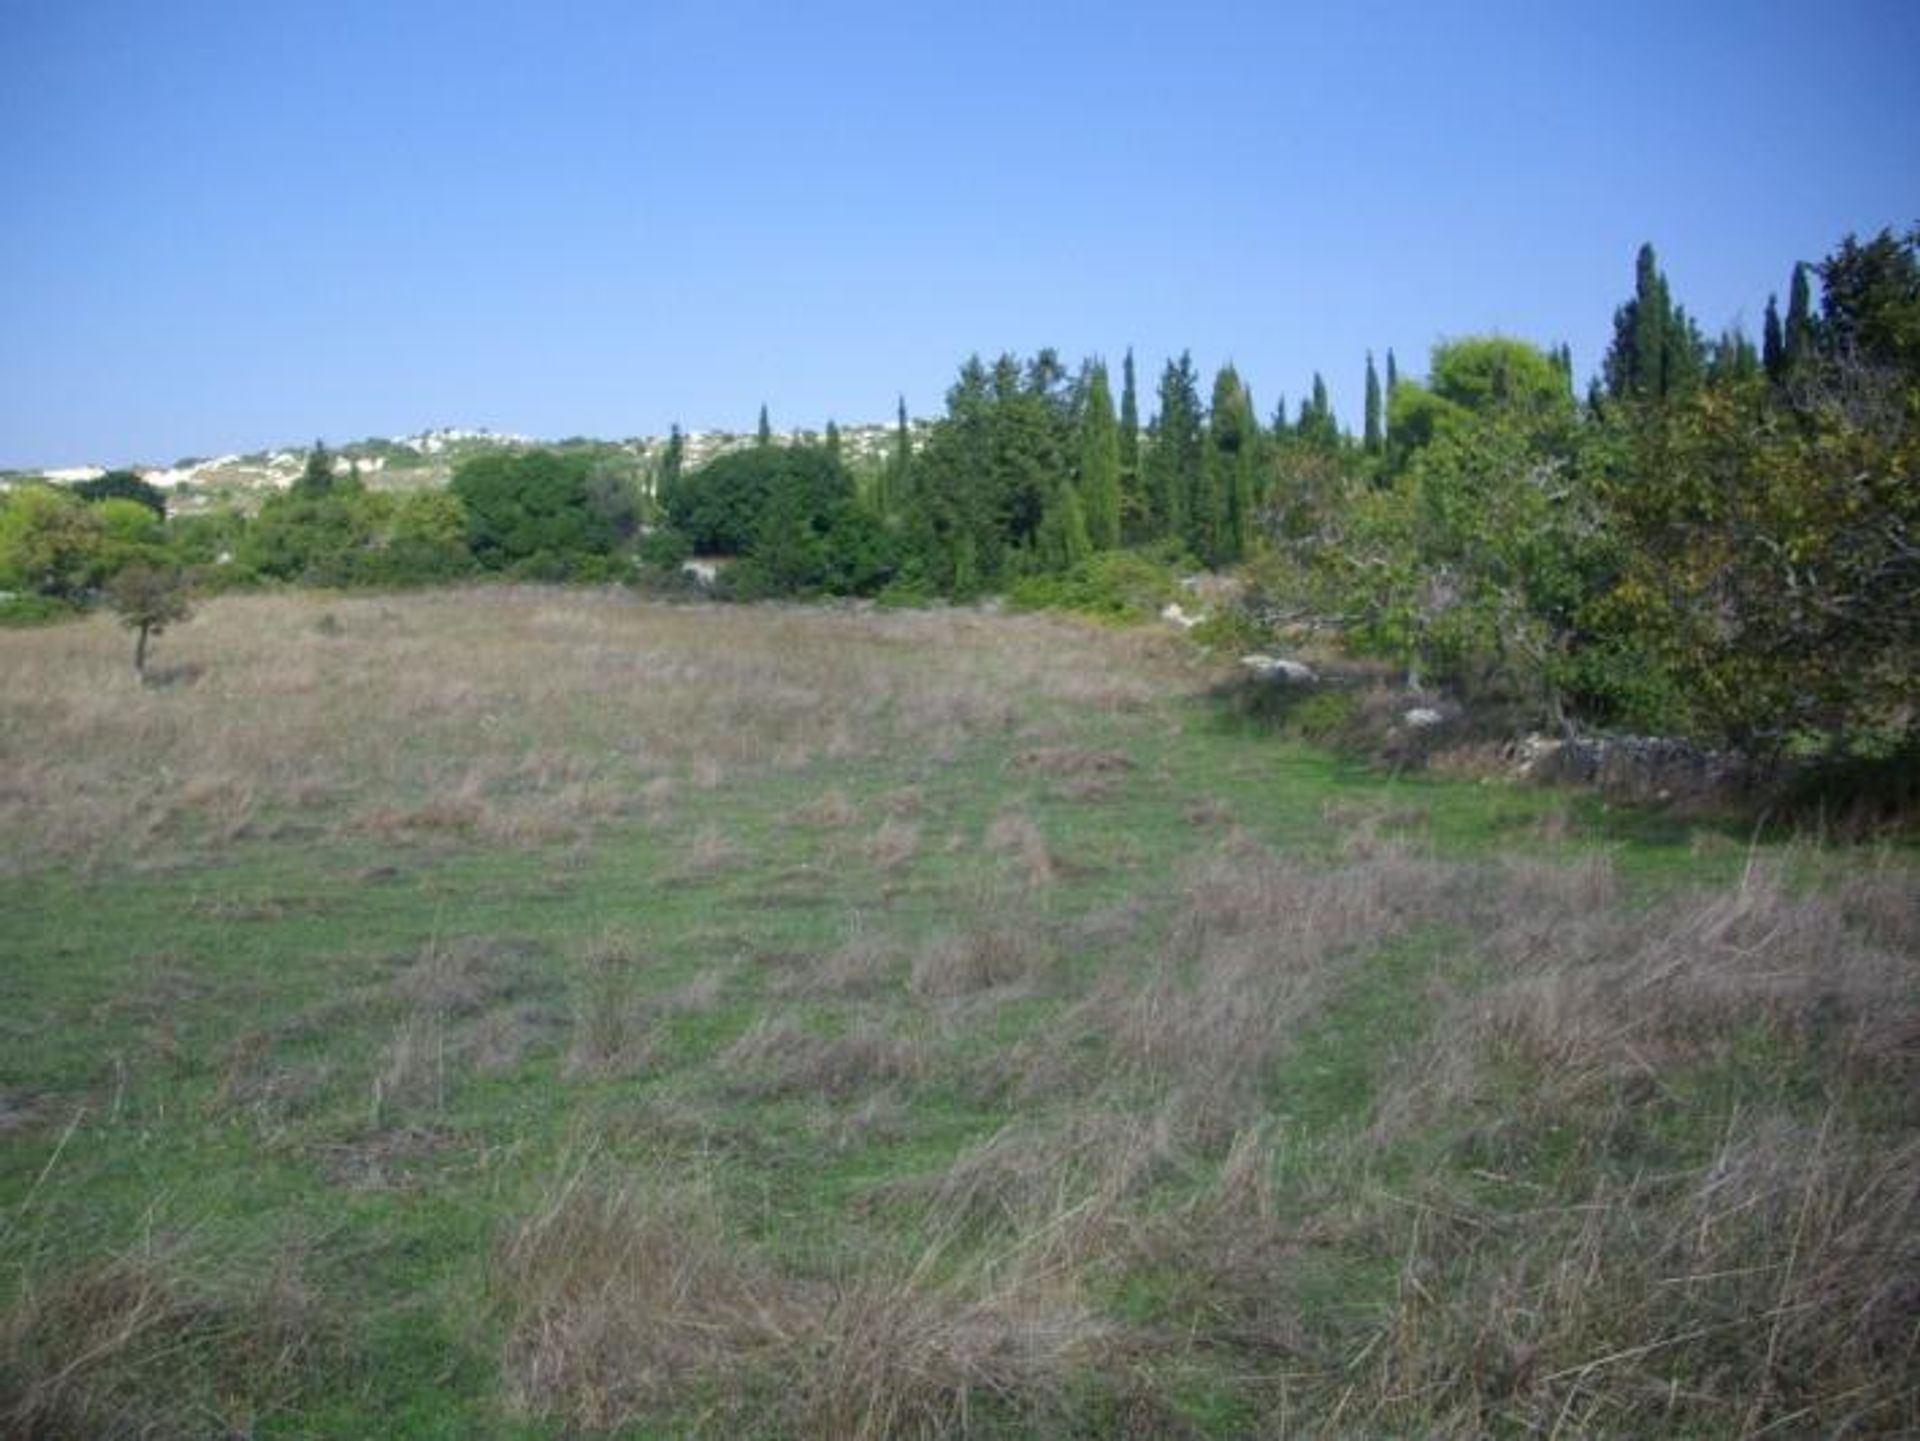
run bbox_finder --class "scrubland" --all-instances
[1,587,1914,1436]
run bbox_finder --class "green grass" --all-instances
[2,593,1913,1436]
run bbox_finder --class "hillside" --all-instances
[5,421,923,517]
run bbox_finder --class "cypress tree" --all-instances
[1205,364,1257,565]
[878,395,911,518]
[1632,244,1669,399]
[757,404,773,446]
[1078,361,1121,550]
[1784,263,1815,371]
[295,439,334,497]
[1385,348,1399,397]
[1117,348,1142,539]
[1363,352,1383,455]
[1144,353,1201,547]
[1762,295,1785,382]
[657,424,685,513]
[1604,243,1701,402]
[1035,473,1090,571]
[824,419,842,461]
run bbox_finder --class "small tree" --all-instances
[109,564,191,677]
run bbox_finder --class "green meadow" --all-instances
[3,588,1913,1436]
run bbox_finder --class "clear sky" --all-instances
[2,0,1916,467]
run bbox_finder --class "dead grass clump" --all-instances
[868,1115,1179,1261]
[316,1124,465,1191]
[721,1017,923,1099]
[496,1172,1108,1437]
[794,1258,1104,1439]
[565,932,652,1080]
[1124,1127,1316,1364]
[866,817,921,873]
[496,1176,785,1430]
[772,922,900,1000]
[878,785,924,817]
[1483,862,1914,1091]
[370,1015,449,1120]
[910,921,1055,999]
[1012,746,1133,777]
[1182,795,1233,827]
[681,823,741,875]
[796,786,858,827]
[1,1235,332,1437]
[1107,846,1467,1149]
[1347,1123,1920,1435]
[984,809,1058,887]
[392,936,545,1017]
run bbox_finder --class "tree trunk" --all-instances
[134,622,150,677]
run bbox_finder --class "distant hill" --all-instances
[4,421,923,514]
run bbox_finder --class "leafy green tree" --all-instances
[1763,294,1786,382]
[375,491,473,582]
[1034,473,1091,571]
[239,487,380,584]
[295,440,335,497]
[1604,370,1918,761]
[824,419,842,462]
[1078,361,1121,550]
[451,450,617,571]
[0,485,108,599]
[1815,225,1920,373]
[108,563,191,676]
[74,469,166,518]
[666,444,855,557]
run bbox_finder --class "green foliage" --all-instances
[294,440,335,497]
[1603,372,1919,759]
[73,469,167,518]
[1816,225,1920,373]
[667,444,855,557]
[0,485,111,599]
[452,450,616,571]
[1078,361,1121,551]
[107,562,191,674]
[1145,352,1203,551]
[1004,545,1183,621]
[1604,244,1705,404]
[1204,363,1259,566]
[1363,353,1383,456]
[241,485,474,587]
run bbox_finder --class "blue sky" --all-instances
[2,0,1915,467]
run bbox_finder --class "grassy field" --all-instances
[2,586,1914,1437]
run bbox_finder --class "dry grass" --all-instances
[720,1017,924,1099]
[1327,855,1920,1434]
[495,1169,1107,1437]
[0,587,1191,873]
[564,931,653,1080]
[866,817,921,873]
[0,1233,331,1437]
[983,808,1059,887]
[1344,1126,1920,1435]
[910,920,1056,1000]
[1088,845,1466,1149]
